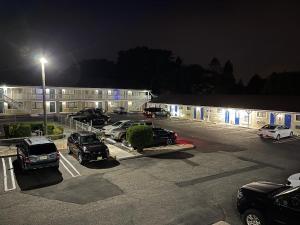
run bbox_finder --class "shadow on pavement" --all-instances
[150,151,194,160]
[13,160,63,191]
[84,157,120,169]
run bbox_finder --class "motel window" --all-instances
[35,88,43,95]
[217,108,222,113]
[84,102,95,108]
[32,102,42,109]
[296,115,300,121]
[257,112,266,118]
[66,102,78,108]
[65,89,75,95]
[296,125,300,130]
[186,106,191,110]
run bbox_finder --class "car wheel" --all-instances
[290,131,293,137]
[167,138,173,145]
[242,209,265,225]
[120,134,126,141]
[78,152,85,165]
[67,146,72,155]
[276,134,280,141]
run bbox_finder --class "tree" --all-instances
[209,57,222,74]
[246,74,266,94]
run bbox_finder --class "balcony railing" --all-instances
[5,93,151,101]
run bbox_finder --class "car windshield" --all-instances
[29,143,57,155]
[112,121,123,126]
[262,125,277,129]
[80,135,100,144]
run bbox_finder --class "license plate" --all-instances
[40,155,48,160]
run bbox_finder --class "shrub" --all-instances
[8,124,31,138]
[126,125,153,152]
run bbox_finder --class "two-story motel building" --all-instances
[0,85,151,115]
[148,94,300,135]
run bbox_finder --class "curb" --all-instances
[118,144,195,161]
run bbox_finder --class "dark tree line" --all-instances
[7,46,299,95]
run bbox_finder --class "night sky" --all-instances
[1,0,300,84]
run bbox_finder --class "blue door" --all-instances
[270,113,275,125]
[200,108,204,120]
[193,108,197,119]
[225,111,230,123]
[235,111,240,125]
[284,114,292,128]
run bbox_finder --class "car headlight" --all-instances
[83,146,89,153]
[237,189,244,199]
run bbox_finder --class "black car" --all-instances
[152,128,177,145]
[67,131,109,164]
[237,181,300,225]
[143,107,170,118]
[17,137,60,171]
[73,113,110,125]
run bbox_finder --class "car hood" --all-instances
[242,181,287,194]
[102,125,115,130]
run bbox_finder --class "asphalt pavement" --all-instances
[1,113,300,225]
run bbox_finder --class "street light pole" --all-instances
[40,57,48,135]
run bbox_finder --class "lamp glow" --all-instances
[40,57,48,64]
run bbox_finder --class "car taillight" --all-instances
[174,133,178,138]
[24,157,31,164]
[56,151,60,159]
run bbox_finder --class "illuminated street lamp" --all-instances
[40,57,48,135]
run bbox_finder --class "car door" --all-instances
[71,133,80,154]
[273,192,300,225]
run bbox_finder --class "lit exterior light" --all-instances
[108,90,112,95]
[196,107,200,111]
[108,101,112,106]
[128,90,132,95]
[128,101,132,106]
[39,57,48,64]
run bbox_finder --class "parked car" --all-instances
[287,173,300,187]
[113,107,127,114]
[143,107,170,118]
[17,136,60,171]
[257,124,293,140]
[110,120,153,141]
[237,181,300,225]
[67,131,109,165]
[152,127,177,145]
[101,120,134,136]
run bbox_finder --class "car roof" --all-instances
[24,136,54,145]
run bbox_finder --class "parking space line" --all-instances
[59,153,81,177]
[274,137,300,144]
[59,159,76,177]
[1,157,16,192]
[8,157,16,190]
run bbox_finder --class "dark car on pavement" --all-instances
[71,109,111,125]
[67,131,109,165]
[237,181,300,225]
[143,107,170,118]
[152,127,177,145]
[110,120,153,141]
[17,136,60,171]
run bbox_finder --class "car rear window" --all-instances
[80,135,100,144]
[29,143,57,155]
[262,125,277,129]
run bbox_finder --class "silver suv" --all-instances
[110,120,153,141]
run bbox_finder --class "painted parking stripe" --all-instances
[274,137,300,144]
[1,157,16,192]
[59,153,81,177]
[59,159,76,177]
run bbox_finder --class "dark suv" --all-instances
[67,131,109,165]
[17,137,60,171]
[237,181,300,225]
[143,107,170,118]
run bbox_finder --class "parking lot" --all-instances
[1,113,300,225]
